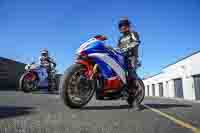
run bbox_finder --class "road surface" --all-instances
[0,90,200,133]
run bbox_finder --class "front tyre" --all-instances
[20,72,38,93]
[60,64,95,108]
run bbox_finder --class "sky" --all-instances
[0,0,200,77]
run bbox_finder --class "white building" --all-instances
[143,50,200,101]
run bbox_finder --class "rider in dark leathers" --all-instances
[117,17,141,109]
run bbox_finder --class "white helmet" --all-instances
[41,49,49,56]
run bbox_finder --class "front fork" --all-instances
[89,64,103,98]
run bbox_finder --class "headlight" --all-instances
[25,65,29,70]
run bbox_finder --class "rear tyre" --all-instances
[127,96,134,107]
[126,78,145,107]
[60,64,95,108]
[48,78,57,93]
[135,79,145,104]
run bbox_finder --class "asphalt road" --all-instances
[0,90,199,133]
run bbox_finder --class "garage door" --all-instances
[174,78,183,98]
[152,84,155,96]
[147,85,150,96]
[193,75,200,100]
[159,83,164,97]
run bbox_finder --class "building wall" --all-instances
[0,57,26,89]
[149,84,153,96]
[155,84,159,96]
[168,80,175,98]
[145,85,148,96]
[143,52,200,100]
[182,77,195,100]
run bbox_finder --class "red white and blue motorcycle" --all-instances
[19,62,57,93]
[60,35,145,108]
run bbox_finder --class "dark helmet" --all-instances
[118,17,131,29]
[41,49,49,56]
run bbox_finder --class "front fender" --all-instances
[76,58,115,80]
[75,59,94,77]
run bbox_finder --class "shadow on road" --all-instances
[30,90,59,95]
[81,105,131,110]
[0,106,36,119]
[80,103,192,111]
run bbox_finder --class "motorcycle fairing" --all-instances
[77,37,127,84]
[82,40,127,69]
[33,66,48,81]
[24,72,37,81]
[29,65,49,87]
[88,53,127,84]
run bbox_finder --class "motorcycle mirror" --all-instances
[94,35,107,41]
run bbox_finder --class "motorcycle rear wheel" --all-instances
[126,78,145,107]
[60,64,95,108]
[48,78,57,93]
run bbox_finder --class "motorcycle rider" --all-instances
[39,49,56,88]
[117,17,141,109]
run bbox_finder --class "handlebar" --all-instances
[114,47,134,54]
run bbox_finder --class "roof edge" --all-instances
[143,72,163,80]
[162,50,200,69]
[0,57,27,65]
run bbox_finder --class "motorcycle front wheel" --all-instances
[21,72,38,93]
[60,64,95,108]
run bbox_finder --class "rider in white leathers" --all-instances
[39,49,56,82]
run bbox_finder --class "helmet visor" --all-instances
[118,20,130,29]
[119,25,130,33]
[41,53,48,56]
